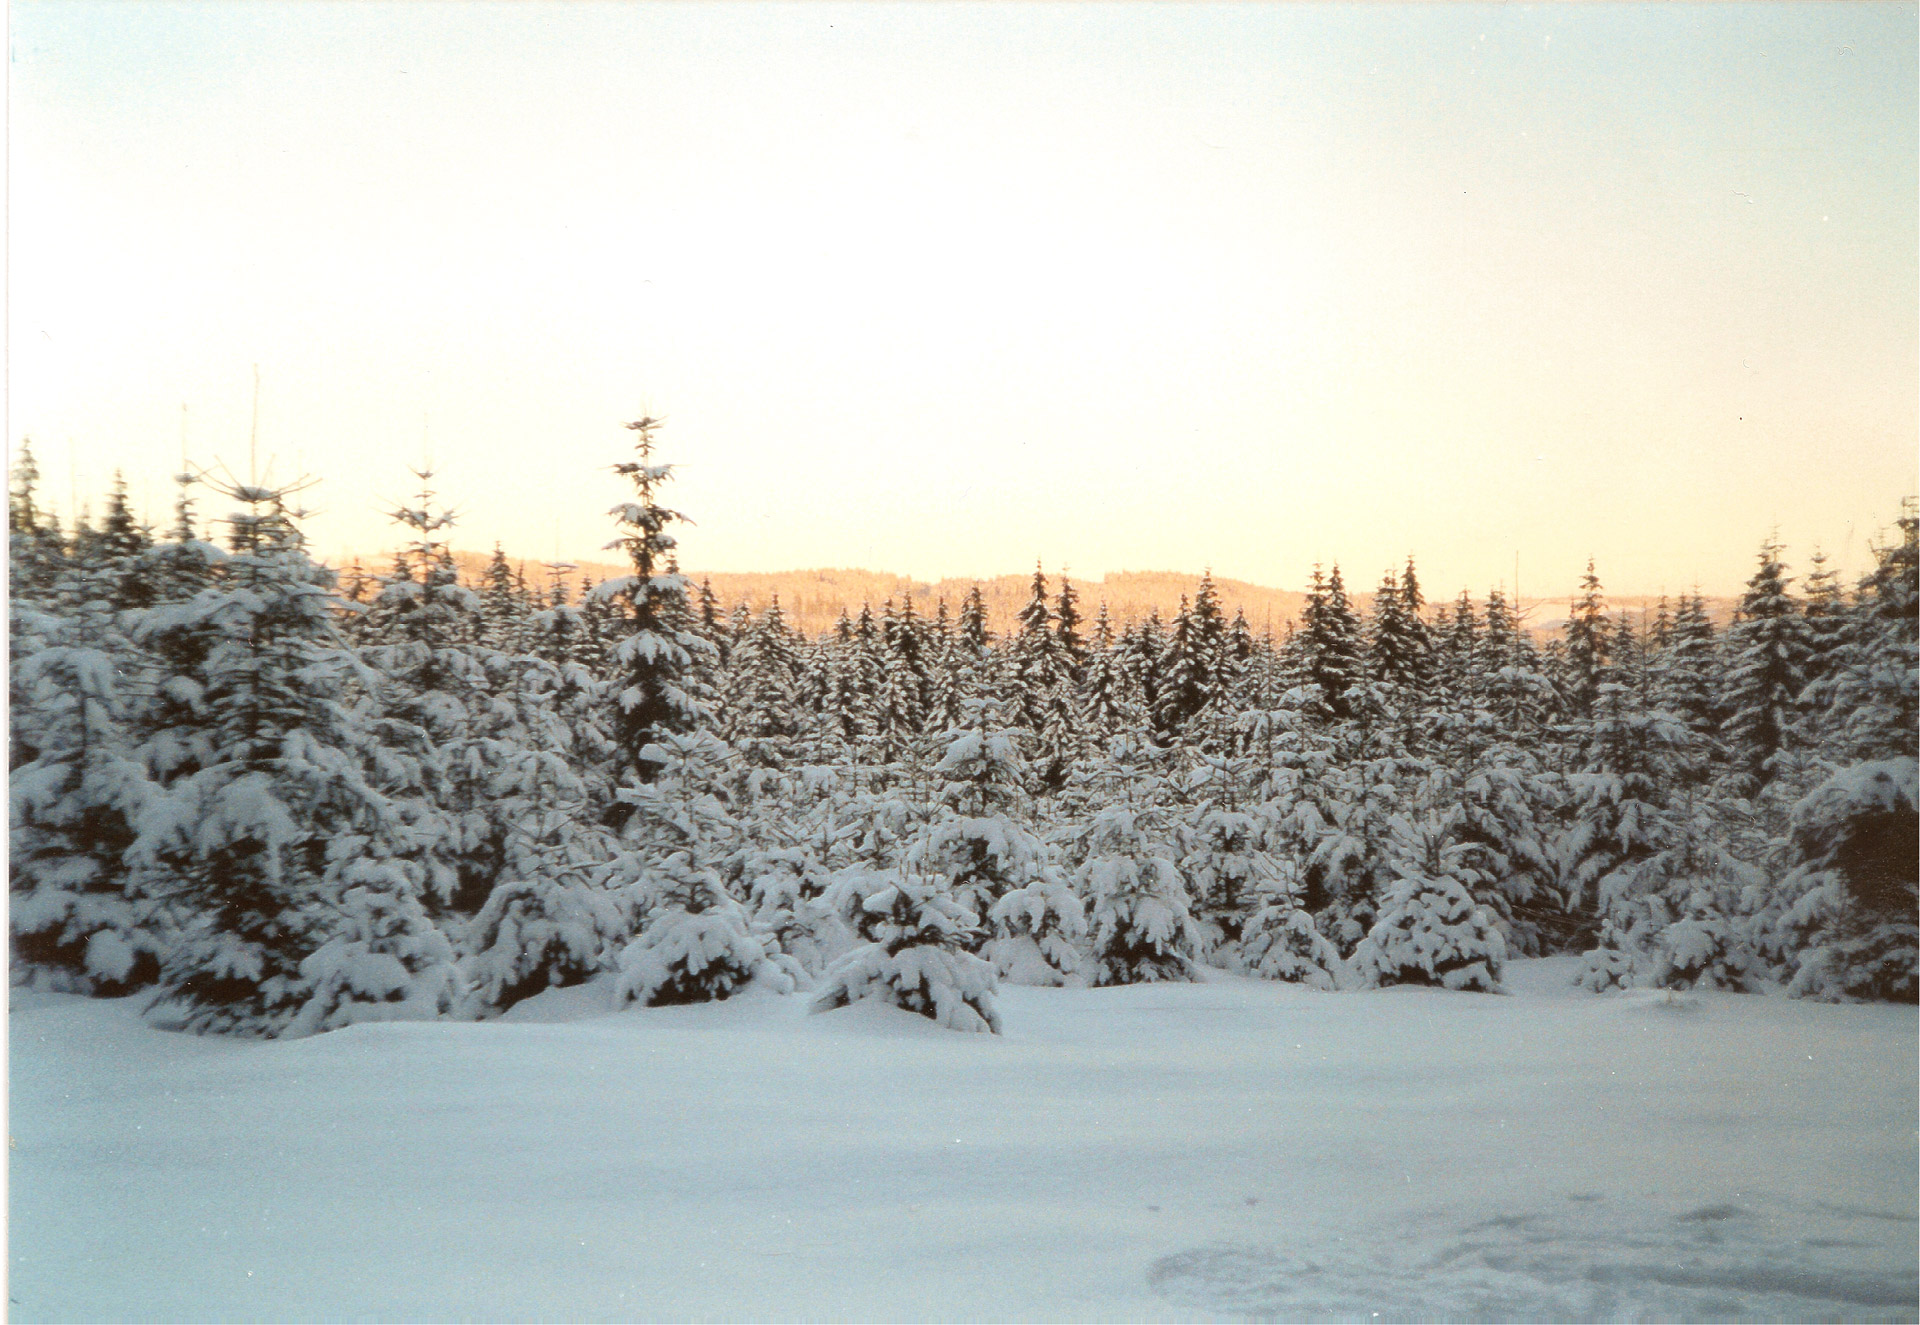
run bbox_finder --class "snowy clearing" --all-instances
[10,959,1917,1323]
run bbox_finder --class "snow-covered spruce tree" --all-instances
[1781,508,1917,1002]
[1153,574,1229,741]
[1571,917,1635,993]
[1030,676,1086,796]
[807,610,857,757]
[944,585,997,712]
[986,865,1086,987]
[1608,612,1650,709]
[10,587,165,994]
[1300,564,1364,721]
[1009,565,1081,787]
[1569,660,1759,988]
[694,577,729,662]
[1350,810,1507,992]
[132,477,457,1036]
[1297,739,1405,953]
[1424,628,1563,958]
[477,543,532,654]
[1414,752,1560,957]
[1438,591,1481,709]
[1236,851,1343,989]
[1079,602,1144,746]
[923,605,972,737]
[1555,559,1611,724]
[451,650,625,1016]
[1798,549,1852,724]
[9,443,74,778]
[612,731,791,1006]
[613,844,780,1007]
[843,602,890,755]
[875,597,933,764]
[1652,591,1721,747]
[957,583,993,653]
[522,565,621,814]
[357,470,494,913]
[1366,561,1435,725]
[1234,620,1287,716]
[1177,768,1281,954]
[909,716,1048,933]
[9,440,71,614]
[597,416,714,794]
[88,471,157,611]
[1649,888,1755,992]
[1720,537,1812,804]
[137,469,223,615]
[740,842,849,979]
[812,868,1001,1032]
[907,706,1083,984]
[1076,806,1201,986]
[1558,676,1692,952]
[1118,609,1168,727]
[1055,574,1088,685]
[1220,607,1257,705]
[1010,565,1060,718]
[458,840,626,1015]
[722,595,805,768]
[1780,760,1917,1002]
[1482,586,1558,753]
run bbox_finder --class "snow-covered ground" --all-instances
[10,959,1917,1323]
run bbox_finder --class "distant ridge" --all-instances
[333,549,1738,642]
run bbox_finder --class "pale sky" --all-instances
[10,2,1917,598]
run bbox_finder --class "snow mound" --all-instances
[495,973,622,1023]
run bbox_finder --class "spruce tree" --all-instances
[1080,602,1142,744]
[10,584,164,994]
[958,584,993,653]
[1078,806,1200,985]
[1119,610,1167,728]
[923,604,971,736]
[96,471,156,610]
[1782,506,1918,1002]
[1010,566,1080,782]
[478,543,527,653]
[1054,574,1087,684]
[723,595,805,767]
[1301,564,1364,719]
[881,594,932,744]
[599,417,713,788]
[358,470,494,913]
[1720,537,1812,799]
[1180,798,1279,952]
[1654,591,1721,744]
[614,842,778,1007]
[9,441,69,611]
[1560,560,1610,719]
[1800,549,1851,705]
[909,718,1046,928]
[1350,811,1507,992]
[1366,565,1435,742]
[133,477,455,1036]
[1011,565,1063,730]
[1153,575,1228,739]
[813,868,1002,1032]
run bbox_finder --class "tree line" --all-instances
[9,423,1916,1036]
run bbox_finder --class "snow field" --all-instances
[9,958,1917,1323]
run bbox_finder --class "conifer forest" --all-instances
[10,420,1917,1037]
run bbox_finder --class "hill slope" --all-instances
[338,549,1736,641]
